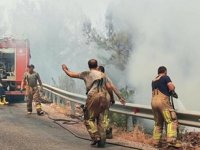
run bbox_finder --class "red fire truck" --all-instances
[0,37,30,101]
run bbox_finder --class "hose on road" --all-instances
[44,111,143,150]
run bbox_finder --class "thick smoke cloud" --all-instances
[0,0,200,111]
[0,0,113,87]
[109,0,200,111]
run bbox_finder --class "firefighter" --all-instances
[20,64,44,115]
[62,59,114,147]
[98,65,126,139]
[151,66,181,148]
[0,78,8,105]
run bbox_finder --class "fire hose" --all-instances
[44,111,143,150]
[170,90,178,110]
[170,91,180,137]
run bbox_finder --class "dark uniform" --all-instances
[0,78,8,105]
[151,75,180,147]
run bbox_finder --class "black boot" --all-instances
[90,137,100,146]
[90,140,98,146]
[106,127,113,139]
[97,138,106,148]
[37,110,44,116]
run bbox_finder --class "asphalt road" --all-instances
[0,103,134,150]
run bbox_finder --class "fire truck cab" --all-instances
[0,37,30,100]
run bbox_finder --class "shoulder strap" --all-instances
[25,73,30,85]
[86,72,106,95]
[86,78,105,95]
[35,72,39,79]
[86,79,98,95]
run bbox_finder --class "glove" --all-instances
[119,97,126,105]
[170,90,178,99]
[20,88,23,93]
[110,99,115,105]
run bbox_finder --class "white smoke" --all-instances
[0,0,113,88]
[108,0,200,111]
[1,0,200,111]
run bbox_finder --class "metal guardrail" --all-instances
[42,84,200,129]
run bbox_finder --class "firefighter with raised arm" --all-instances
[20,64,44,115]
[62,59,114,148]
[151,66,181,148]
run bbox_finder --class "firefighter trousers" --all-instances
[151,90,178,144]
[84,90,110,142]
[25,86,42,113]
[84,108,109,141]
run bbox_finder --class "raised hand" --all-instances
[62,64,68,71]
[119,97,126,105]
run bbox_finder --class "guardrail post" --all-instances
[49,92,53,102]
[46,91,50,101]
[52,94,57,104]
[57,96,61,106]
[55,95,58,105]
[44,90,47,98]
[127,115,133,132]
[70,102,75,115]
[44,90,49,102]
[57,96,67,113]
[60,97,66,108]
[57,96,65,108]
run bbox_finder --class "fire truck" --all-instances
[0,37,30,101]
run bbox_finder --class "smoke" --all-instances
[1,0,200,111]
[0,0,113,89]
[107,0,200,111]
